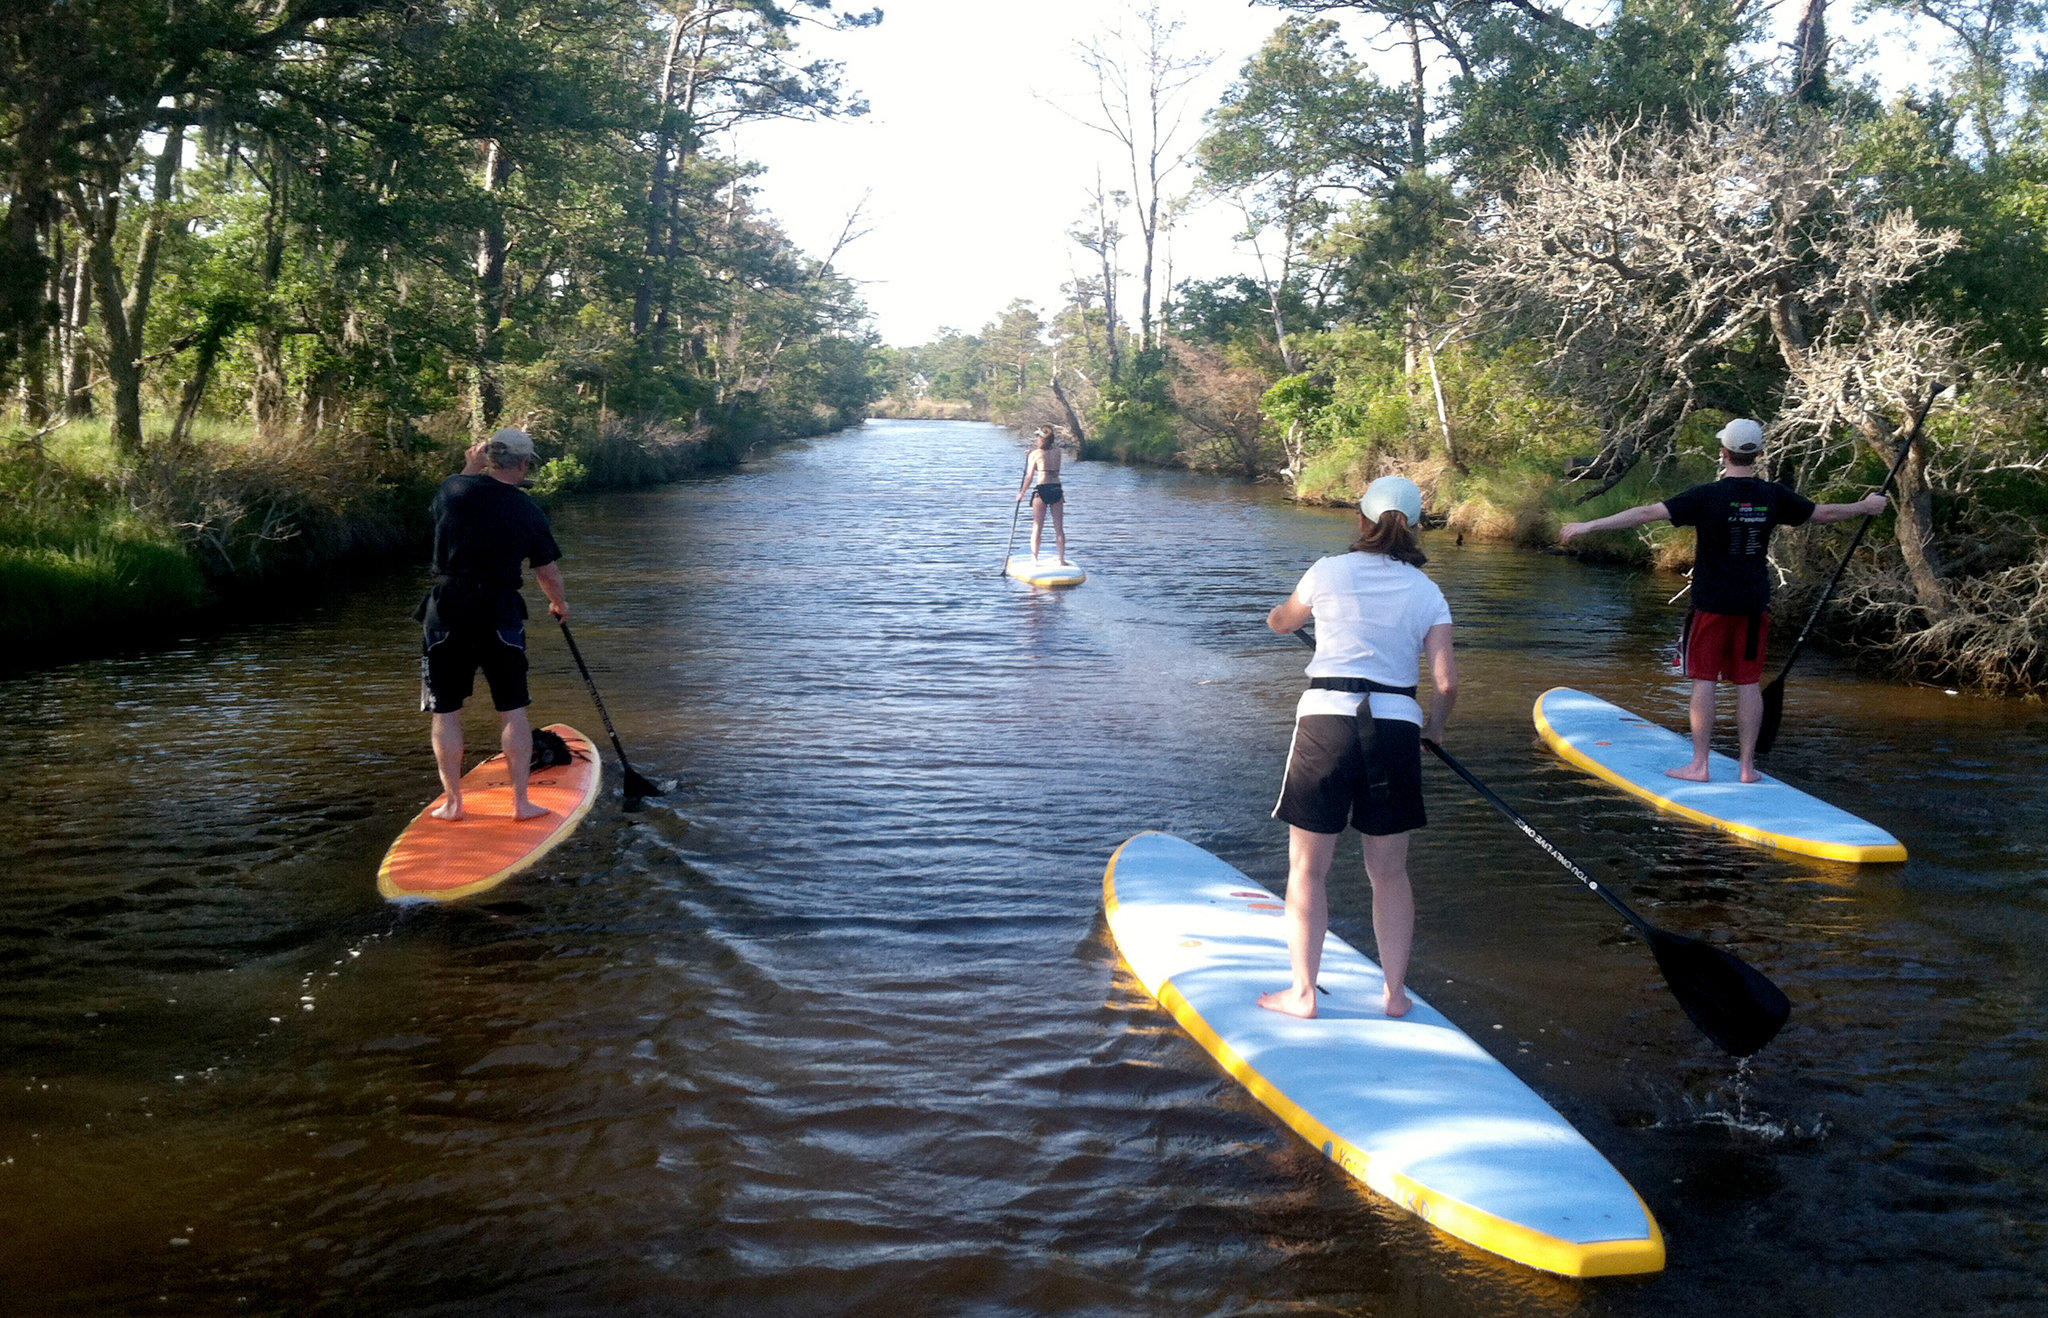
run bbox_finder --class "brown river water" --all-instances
[3,419,2046,1315]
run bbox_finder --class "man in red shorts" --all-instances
[1559,418,1888,782]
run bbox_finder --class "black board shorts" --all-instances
[420,625,530,714]
[1272,714,1427,837]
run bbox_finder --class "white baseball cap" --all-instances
[488,427,536,459]
[1715,418,1764,455]
[1360,475,1424,523]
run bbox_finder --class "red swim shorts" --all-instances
[1681,609,1770,685]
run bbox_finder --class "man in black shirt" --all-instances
[1559,418,1886,783]
[417,427,569,820]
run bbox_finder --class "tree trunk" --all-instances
[72,181,144,456]
[0,174,55,389]
[471,137,514,440]
[252,149,291,442]
[1861,416,1947,611]
[1406,20,1428,170]
[1423,331,1459,471]
[634,6,693,340]
[1051,375,1088,449]
[170,304,234,447]
[1791,0,1828,106]
[63,248,94,418]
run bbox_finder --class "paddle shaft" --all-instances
[1768,383,1941,687]
[558,620,660,795]
[1288,628,1651,937]
[1000,457,1028,575]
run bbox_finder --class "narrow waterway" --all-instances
[3,419,2044,1315]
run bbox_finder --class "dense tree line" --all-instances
[900,0,2048,690]
[1,0,883,465]
[2,0,887,655]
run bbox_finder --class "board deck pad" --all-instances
[378,724,602,902]
[1004,554,1086,587]
[1103,831,1665,1278]
[1534,687,1905,864]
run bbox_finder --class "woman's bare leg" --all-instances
[1361,831,1414,1016]
[1030,498,1046,558]
[1259,826,1339,1018]
[1051,502,1067,563]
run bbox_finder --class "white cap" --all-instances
[1360,475,1424,524]
[488,427,536,459]
[1715,418,1764,455]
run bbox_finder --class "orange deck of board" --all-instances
[378,724,601,899]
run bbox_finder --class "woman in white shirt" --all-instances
[1261,476,1457,1019]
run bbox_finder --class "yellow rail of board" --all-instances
[1102,836,1666,1279]
[1533,691,1907,864]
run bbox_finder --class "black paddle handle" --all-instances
[558,620,637,771]
[1422,740,1657,938]
[1288,626,1654,937]
[1771,383,1941,683]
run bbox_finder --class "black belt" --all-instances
[1309,676,1417,697]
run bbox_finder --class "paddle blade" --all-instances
[1755,675,1787,755]
[623,766,664,798]
[1647,927,1790,1057]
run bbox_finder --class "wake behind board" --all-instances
[1534,687,1905,864]
[1103,831,1665,1278]
[1005,554,1086,588]
[378,724,601,902]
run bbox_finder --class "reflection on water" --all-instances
[2,419,2045,1314]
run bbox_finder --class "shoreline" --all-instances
[4,415,858,677]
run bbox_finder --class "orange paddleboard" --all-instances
[378,724,602,902]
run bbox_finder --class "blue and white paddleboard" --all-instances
[1103,831,1665,1278]
[1005,554,1086,587]
[1534,687,1906,864]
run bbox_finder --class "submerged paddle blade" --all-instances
[1756,676,1787,755]
[1647,928,1790,1057]
[623,765,664,798]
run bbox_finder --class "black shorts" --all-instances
[1272,715,1426,836]
[1034,482,1064,506]
[421,624,530,714]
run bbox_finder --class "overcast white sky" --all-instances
[732,0,1935,347]
[731,0,1313,346]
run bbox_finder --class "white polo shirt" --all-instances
[1292,551,1453,725]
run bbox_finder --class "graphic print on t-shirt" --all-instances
[1663,477,1815,615]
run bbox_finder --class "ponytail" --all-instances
[1351,510,1426,566]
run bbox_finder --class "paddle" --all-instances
[558,620,663,798]
[1757,382,1944,754]
[1000,458,1028,576]
[1289,627,1788,1056]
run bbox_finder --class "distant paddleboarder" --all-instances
[1014,426,1070,564]
[1262,476,1457,1020]
[416,427,569,821]
[1559,418,1886,783]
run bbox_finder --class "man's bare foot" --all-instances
[1384,987,1412,1018]
[511,801,551,822]
[1257,986,1318,1019]
[1665,763,1711,782]
[1739,765,1762,784]
[429,799,463,821]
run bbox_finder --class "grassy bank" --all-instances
[1,413,804,672]
[866,397,986,421]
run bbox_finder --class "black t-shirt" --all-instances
[1663,476,1815,614]
[423,474,562,629]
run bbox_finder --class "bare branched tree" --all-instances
[1071,4,1213,356]
[1462,116,1969,607]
